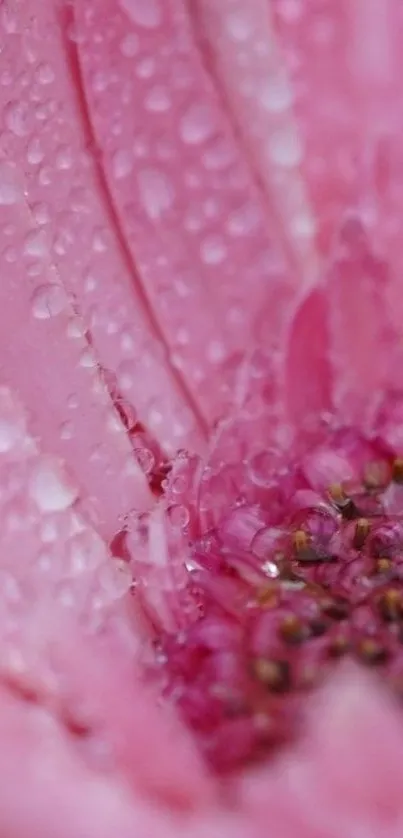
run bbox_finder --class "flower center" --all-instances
[152,429,403,773]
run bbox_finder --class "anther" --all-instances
[392,457,403,484]
[356,638,389,666]
[279,615,307,645]
[378,588,403,623]
[329,484,359,520]
[253,659,291,693]
[353,518,370,549]
[293,530,335,565]
[328,635,350,658]
[363,461,389,490]
[375,557,393,575]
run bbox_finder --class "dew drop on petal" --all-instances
[119,32,139,57]
[112,149,133,180]
[145,86,171,113]
[137,168,175,219]
[0,162,23,205]
[200,235,227,265]
[259,77,293,113]
[179,103,217,145]
[119,0,162,28]
[35,63,55,85]
[268,129,304,168]
[31,283,69,320]
[167,504,190,529]
[225,10,254,42]
[134,447,155,474]
[23,229,48,258]
[29,462,78,512]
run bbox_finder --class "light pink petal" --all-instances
[0,0,205,456]
[0,162,152,535]
[0,387,214,810]
[241,667,403,836]
[285,288,331,428]
[194,0,319,286]
[324,218,392,428]
[270,1,367,256]
[74,0,298,426]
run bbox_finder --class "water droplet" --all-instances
[112,149,133,180]
[119,0,162,28]
[79,348,98,369]
[134,447,155,474]
[35,63,55,85]
[60,421,74,441]
[291,211,317,240]
[180,103,216,145]
[136,57,156,79]
[23,229,48,258]
[29,461,78,512]
[26,137,45,165]
[31,283,69,320]
[32,202,50,225]
[38,166,52,186]
[226,204,260,236]
[202,140,236,171]
[259,77,293,113]
[137,167,175,219]
[67,394,79,410]
[225,10,254,41]
[207,340,226,363]
[200,235,227,265]
[5,101,30,137]
[167,504,190,529]
[55,145,74,171]
[120,32,139,57]
[268,129,303,168]
[145,86,171,112]
[67,318,87,339]
[0,162,23,205]
[92,227,108,252]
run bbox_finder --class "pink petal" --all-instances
[270,1,368,255]
[285,288,331,427]
[194,0,319,285]
[324,218,392,428]
[74,0,298,425]
[0,387,214,811]
[0,0,204,457]
[240,667,403,836]
[0,164,152,534]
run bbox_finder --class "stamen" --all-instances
[293,529,335,564]
[357,638,389,665]
[378,588,403,622]
[279,614,307,644]
[329,484,359,520]
[392,457,403,483]
[253,659,291,693]
[375,557,393,574]
[353,517,370,549]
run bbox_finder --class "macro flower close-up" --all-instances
[2,0,403,836]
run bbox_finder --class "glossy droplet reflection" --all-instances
[31,284,69,320]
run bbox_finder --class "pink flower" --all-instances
[1,1,403,836]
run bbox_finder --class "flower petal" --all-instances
[193,0,319,285]
[0,0,204,457]
[74,0,297,426]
